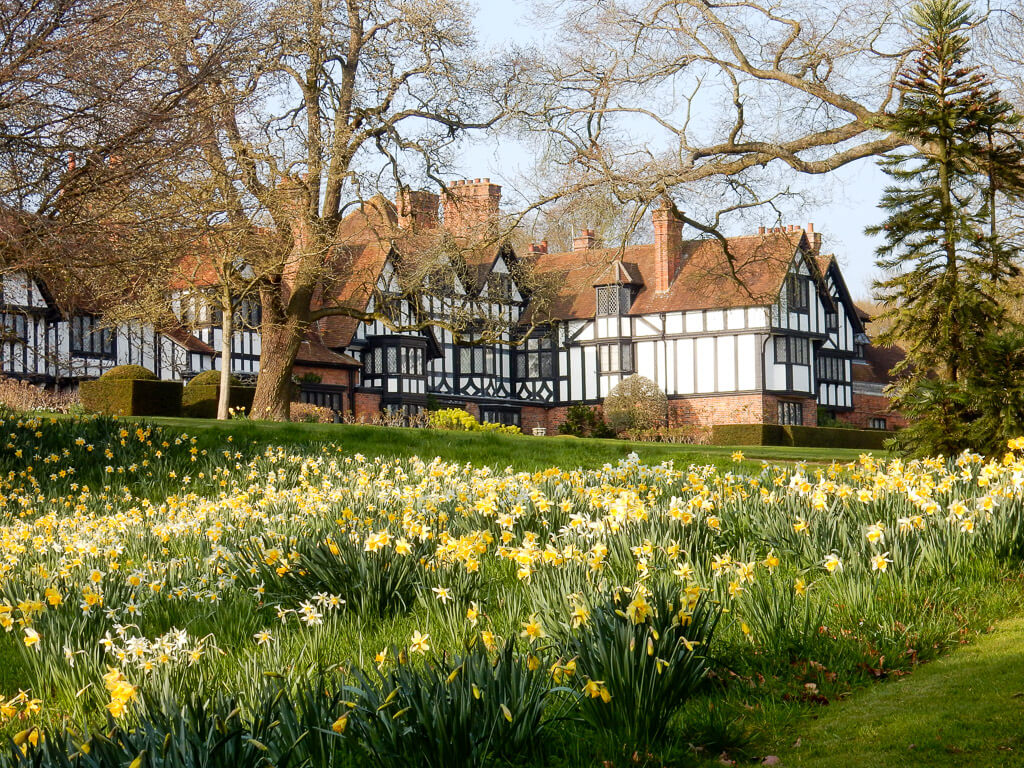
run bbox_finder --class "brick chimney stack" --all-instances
[805,222,822,253]
[397,188,440,230]
[573,229,597,252]
[442,178,501,238]
[528,241,548,255]
[653,201,684,293]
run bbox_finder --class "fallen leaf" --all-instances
[791,738,802,748]
[762,756,781,765]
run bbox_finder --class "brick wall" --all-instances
[665,394,817,427]
[668,394,767,427]
[292,365,351,387]
[520,405,549,433]
[353,392,382,421]
[764,395,818,427]
[837,393,907,430]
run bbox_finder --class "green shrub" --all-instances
[186,369,240,388]
[182,383,256,419]
[710,423,887,449]
[79,379,182,417]
[558,404,615,438]
[603,375,668,434]
[99,364,157,381]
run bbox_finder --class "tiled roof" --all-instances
[315,198,510,348]
[315,197,397,349]
[852,344,905,385]
[529,230,809,320]
[162,326,215,354]
[296,339,360,368]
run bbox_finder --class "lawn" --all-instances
[0,412,1019,768]
[133,415,876,471]
[776,614,1024,767]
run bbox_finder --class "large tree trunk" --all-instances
[252,318,304,420]
[217,295,234,420]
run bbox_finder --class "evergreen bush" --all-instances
[99,365,157,381]
[558,404,615,438]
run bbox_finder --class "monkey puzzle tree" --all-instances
[869,0,1024,455]
[869,0,1024,384]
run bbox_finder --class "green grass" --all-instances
[775,614,1024,768]
[130,416,877,472]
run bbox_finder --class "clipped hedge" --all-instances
[711,423,889,450]
[80,379,183,417]
[100,364,158,381]
[182,384,256,419]
[187,370,241,388]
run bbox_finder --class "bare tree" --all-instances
[0,0,230,251]
[154,0,512,420]
[508,0,928,252]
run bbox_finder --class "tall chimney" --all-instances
[653,201,684,293]
[805,222,822,253]
[397,188,439,230]
[573,229,597,252]
[442,178,501,238]
[276,176,310,293]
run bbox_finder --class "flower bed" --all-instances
[0,415,1020,765]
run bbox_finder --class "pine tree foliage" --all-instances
[869,0,1024,383]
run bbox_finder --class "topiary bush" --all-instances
[80,366,181,417]
[186,369,240,388]
[99,364,157,381]
[603,375,668,435]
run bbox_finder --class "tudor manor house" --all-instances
[0,178,903,432]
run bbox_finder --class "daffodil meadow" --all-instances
[0,413,1022,766]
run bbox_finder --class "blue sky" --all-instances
[464,1,888,299]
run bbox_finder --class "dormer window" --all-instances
[596,285,635,316]
[596,286,619,316]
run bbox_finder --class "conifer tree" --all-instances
[869,0,1024,384]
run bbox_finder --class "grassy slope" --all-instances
[777,615,1024,768]
[135,417,875,472]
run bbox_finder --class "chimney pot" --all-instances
[757,226,765,235]
[807,222,814,233]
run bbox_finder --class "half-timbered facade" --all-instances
[315,181,884,431]
[2,178,895,431]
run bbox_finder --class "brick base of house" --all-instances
[521,405,575,434]
[527,394,819,434]
[837,393,907,430]
[667,393,817,428]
